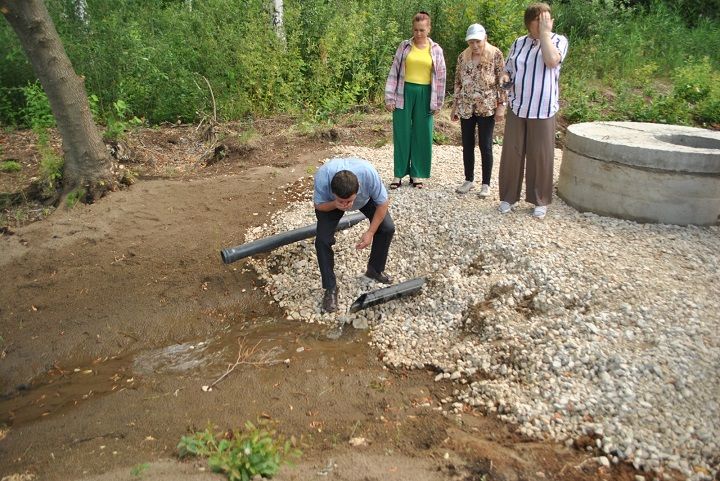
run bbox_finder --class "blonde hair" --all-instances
[461,41,495,63]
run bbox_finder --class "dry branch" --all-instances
[205,338,283,390]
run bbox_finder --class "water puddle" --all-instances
[0,318,364,428]
[0,357,133,427]
[133,340,218,375]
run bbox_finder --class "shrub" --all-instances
[177,422,300,481]
[1,0,717,127]
[103,99,143,141]
[21,82,55,130]
[65,188,86,208]
[557,1,720,126]
[35,129,63,198]
[672,57,720,125]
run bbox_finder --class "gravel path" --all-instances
[245,144,720,481]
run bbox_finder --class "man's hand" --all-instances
[334,197,354,211]
[356,230,373,250]
[539,11,553,36]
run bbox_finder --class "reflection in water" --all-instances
[133,340,217,375]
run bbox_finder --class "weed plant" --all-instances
[21,85,64,196]
[0,160,22,173]
[102,99,143,141]
[130,463,150,478]
[177,421,300,481]
[65,188,86,208]
[34,129,63,198]
[21,82,54,130]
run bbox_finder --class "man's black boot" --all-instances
[322,287,338,313]
[364,266,393,284]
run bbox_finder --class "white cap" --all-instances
[465,23,486,42]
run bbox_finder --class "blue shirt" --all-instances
[313,158,388,211]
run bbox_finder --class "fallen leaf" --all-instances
[348,437,367,447]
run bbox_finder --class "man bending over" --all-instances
[313,157,395,313]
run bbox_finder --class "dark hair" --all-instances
[524,2,551,29]
[413,11,431,27]
[331,170,359,199]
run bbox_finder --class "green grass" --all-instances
[130,463,150,478]
[0,160,21,172]
[557,2,720,126]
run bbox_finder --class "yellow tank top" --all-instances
[405,42,432,85]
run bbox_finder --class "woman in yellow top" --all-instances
[384,11,447,189]
[451,24,506,198]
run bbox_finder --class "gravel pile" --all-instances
[244,144,720,480]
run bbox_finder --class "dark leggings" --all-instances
[460,114,495,185]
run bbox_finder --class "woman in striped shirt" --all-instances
[497,2,569,219]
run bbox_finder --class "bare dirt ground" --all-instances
[0,113,641,481]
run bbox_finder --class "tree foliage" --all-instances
[1,0,719,127]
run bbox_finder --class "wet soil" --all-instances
[1,114,641,481]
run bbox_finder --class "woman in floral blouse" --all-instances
[451,24,507,197]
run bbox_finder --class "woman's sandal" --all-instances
[410,178,424,189]
[389,180,402,190]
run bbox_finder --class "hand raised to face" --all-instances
[538,11,553,35]
[334,197,354,211]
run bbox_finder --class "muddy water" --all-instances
[0,317,363,429]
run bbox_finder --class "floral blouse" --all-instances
[452,45,506,119]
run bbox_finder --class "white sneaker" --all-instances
[455,181,474,194]
[533,205,547,219]
[498,201,514,214]
[479,184,490,198]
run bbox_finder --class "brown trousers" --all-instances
[498,110,556,206]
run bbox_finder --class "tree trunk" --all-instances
[74,0,88,25]
[271,0,286,45]
[1,0,112,202]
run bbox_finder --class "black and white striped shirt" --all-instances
[505,33,569,119]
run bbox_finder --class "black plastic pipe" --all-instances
[349,277,426,313]
[221,212,366,264]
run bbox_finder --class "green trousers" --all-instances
[393,82,433,179]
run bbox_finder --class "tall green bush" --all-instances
[0,0,718,127]
[556,1,720,125]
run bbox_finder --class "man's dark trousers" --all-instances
[315,200,395,290]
